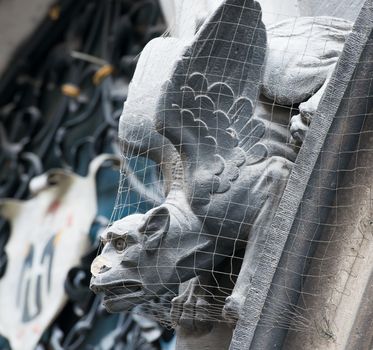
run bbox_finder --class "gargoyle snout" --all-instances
[91,255,113,277]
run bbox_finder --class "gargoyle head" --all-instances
[90,203,213,313]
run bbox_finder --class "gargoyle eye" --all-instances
[113,238,126,253]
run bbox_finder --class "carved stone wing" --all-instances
[155,0,267,205]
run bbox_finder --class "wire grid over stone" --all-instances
[104,0,373,339]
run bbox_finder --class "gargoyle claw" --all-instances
[171,279,213,334]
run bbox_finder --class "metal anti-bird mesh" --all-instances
[101,0,373,346]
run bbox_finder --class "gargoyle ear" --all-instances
[140,206,170,251]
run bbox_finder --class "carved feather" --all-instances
[156,0,267,206]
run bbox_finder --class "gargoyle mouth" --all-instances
[94,280,145,313]
[92,280,144,300]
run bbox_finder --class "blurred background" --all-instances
[0,0,174,349]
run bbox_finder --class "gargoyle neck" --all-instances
[161,195,218,283]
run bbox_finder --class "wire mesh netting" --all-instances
[0,1,178,349]
[90,0,373,348]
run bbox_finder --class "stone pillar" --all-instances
[0,0,55,76]
[284,112,373,350]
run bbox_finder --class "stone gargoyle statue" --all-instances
[90,0,352,326]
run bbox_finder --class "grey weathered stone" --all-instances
[89,0,371,349]
[234,1,373,348]
[283,114,373,350]
[298,0,365,22]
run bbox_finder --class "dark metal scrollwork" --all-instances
[0,0,170,349]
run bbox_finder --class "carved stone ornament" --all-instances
[90,0,352,328]
[0,155,117,350]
